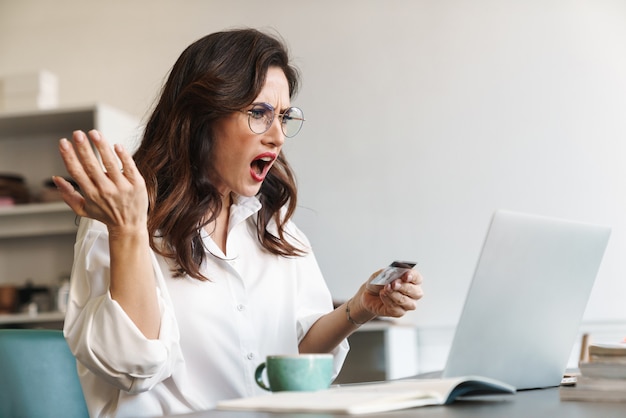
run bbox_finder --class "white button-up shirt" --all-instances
[63,195,348,417]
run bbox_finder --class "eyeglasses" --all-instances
[244,102,305,138]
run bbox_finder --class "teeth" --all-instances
[259,157,272,162]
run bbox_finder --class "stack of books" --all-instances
[561,342,626,402]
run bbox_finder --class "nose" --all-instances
[263,115,285,147]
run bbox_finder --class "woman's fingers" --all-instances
[113,141,143,187]
[383,271,423,298]
[69,130,111,186]
[56,129,148,227]
[381,289,417,311]
[58,136,94,192]
[88,130,126,183]
[376,270,424,316]
[404,269,423,285]
[88,130,145,192]
[63,130,130,198]
[51,175,86,216]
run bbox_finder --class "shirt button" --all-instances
[237,304,245,312]
[247,353,255,360]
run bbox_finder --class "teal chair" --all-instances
[0,329,89,418]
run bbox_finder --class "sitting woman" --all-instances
[53,28,423,417]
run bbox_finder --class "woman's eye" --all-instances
[281,110,295,123]
[249,108,266,120]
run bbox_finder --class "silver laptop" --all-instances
[440,210,611,390]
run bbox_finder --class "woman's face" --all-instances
[211,67,290,198]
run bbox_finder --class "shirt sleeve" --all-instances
[288,222,350,378]
[63,218,182,394]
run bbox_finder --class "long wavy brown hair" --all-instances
[133,28,305,281]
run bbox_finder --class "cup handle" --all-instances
[255,362,271,391]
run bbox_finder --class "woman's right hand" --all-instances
[53,129,149,233]
[55,130,160,339]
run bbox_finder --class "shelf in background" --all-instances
[0,103,143,151]
[0,201,70,216]
[0,104,101,137]
[0,311,65,326]
[0,104,140,329]
[0,202,78,238]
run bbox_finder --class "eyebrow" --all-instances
[251,102,292,114]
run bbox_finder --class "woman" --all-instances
[53,28,423,417]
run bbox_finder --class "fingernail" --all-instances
[59,138,70,150]
[73,130,85,142]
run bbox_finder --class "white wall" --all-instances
[2,0,626,331]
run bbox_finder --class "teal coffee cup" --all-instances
[255,354,334,392]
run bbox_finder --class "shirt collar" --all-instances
[199,195,262,259]
[229,194,262,232]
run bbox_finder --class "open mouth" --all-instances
[250,153,276,181]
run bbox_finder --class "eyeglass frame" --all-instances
[242,102,305,138]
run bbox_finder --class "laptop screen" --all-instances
[442,210,610,390]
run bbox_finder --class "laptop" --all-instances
[436,210,611,390]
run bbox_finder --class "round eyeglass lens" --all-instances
[282,107,304,138]
[248,104,274,135]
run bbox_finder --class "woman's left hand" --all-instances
[301,269,423,353]
[352,269,424,322]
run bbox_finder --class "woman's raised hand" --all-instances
[53,130,149,233]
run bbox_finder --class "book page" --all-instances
[218,381,442,414]
[217,377,514,415]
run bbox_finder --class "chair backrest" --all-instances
[0,329,89,418]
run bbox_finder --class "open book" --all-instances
[217,376,516,415]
